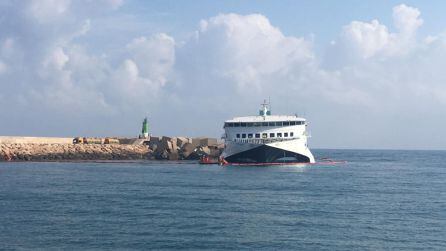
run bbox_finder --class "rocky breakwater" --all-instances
[0,143,151,161]
[0,136,223,162]
[147,136,222,161]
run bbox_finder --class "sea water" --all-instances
[0,149,445,250]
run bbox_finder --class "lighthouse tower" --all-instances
[141,117,149,139]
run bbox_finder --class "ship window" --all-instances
[255,133,260,138]
[262,133,267,138]
[262,122,268,126]
[270,133,275,138]
[277,133,282,137]
[275,122,283,126]
[248,133,253,138]
[247,122,253,127]
[234,123,240,127]
[254,122,261,127]
[283,121,290,126]
[236,133,240,138]
[268,122,275,126]
[290,132,294,137]
[241,123,247,127]
[284,132,288,137]
[242,133,246,138]
[290,121,296,125]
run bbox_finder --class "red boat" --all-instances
[199,156,220,165]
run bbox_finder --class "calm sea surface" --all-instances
[1,149,445,250]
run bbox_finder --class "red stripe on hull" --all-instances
[223,161,346,166]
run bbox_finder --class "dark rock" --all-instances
[168,152,179,160]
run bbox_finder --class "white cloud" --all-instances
[125,33,175,87]
[103,0,124,10]
[331,4,423,63]
[393,4,423,35]
[1,38,16,58]
[43,47,69,70]
[0,60,7,74]
[341,19,393,59]
[178,13,314,94]
[2,2,446,148]
[26,0,71,23]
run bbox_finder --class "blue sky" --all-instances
[79,1,446,56]
[1,0,446,150]
[118,1,446,47]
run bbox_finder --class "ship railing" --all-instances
[228,137,300,145]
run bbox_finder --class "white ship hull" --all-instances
[222,138,315,164]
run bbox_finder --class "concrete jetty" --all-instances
[0,136,73,144]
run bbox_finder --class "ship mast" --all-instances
[259,99,271,116]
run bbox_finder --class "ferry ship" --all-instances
[221,101,315,164]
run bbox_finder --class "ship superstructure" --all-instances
[221,101,315,164]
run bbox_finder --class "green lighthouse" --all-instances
[141,117,149,138]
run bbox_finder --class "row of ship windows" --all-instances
[236,132,294,139]
[225,121,304,128]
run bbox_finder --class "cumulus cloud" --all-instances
[181,13,314,92]
[323,4,429,105]
[327,4,423,65]
[0,0,183,138]
[26,0,71,23]
[125,33,175,88]
[341,19,392,59]
[173,12,316,121]
[393,4,423,35]
[1,2,446,148]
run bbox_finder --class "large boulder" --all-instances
[196,146,211,156]
[209,145,222,157]
[180,143,195,159]
[199,138,218,147]
[150,136,160,144]
[158,136,178,153]
[157,136,171,153]
[155,149,168,160]
[168,152,179,160]
[191,138,202,148]
[170,138,178,153]
[185,151,200,160]
[176,137,190,148]
[167,141,173,151]
[148,141,158,152]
